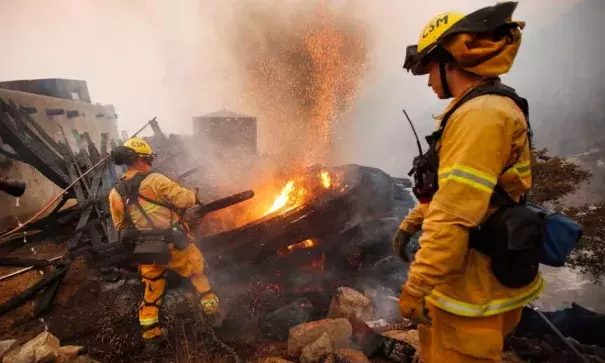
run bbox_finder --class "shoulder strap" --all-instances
[426,80,532,206]
[114,172,157,229]
[426,79,531,146]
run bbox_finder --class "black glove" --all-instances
[393,229,415,262]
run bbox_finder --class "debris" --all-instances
[501,350,524,362]
[327,287,373,321]
[300,332,334,363]
[261,298,314,340]
[288,318,352,357]
[382,330,420,351]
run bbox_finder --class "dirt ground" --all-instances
[0,242,280,362]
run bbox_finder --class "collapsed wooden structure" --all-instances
[0,98,169,319]
[0,96,416,324]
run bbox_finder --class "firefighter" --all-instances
[108,137,222,353]
[396,2,544,362]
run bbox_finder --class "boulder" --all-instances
[33,345,58,363]
[327,287,373,321]
[325,349,370,363]
[300,332,334,363]
[3,332,60,363]
[0,340,19,359]
[288,318,352,357]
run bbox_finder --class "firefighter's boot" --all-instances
[200,291,223,329]
[143,327,168,354]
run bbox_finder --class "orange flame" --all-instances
[264,170,338,216]
[319,171,331,188]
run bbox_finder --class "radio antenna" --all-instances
[403,109,423,155]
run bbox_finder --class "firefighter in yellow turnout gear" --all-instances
[108,137,222,353]
[397,2,544,362]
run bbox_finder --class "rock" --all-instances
[0,340,19,359]
[262,357,295,363]
[261,298,314,340]
[56,346,84,363]
[382,330,420,351]
[327,287,373,321]
[288,318,353,357]
[325,349,370,363]
[300,332,334,363]
[34,345,58,363]
[3,332,60,363]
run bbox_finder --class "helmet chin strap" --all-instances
[439,61,453,98]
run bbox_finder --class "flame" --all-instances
[266,180,297,214]
[320,171,331,188]
[265,171,338,216]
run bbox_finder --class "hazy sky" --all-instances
[0,0,583,175]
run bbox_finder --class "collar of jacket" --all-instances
[433,78,498,127]
[123,169,147,180]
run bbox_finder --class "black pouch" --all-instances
[170,224,190,250]
[132,239,171,265]
[470,204,544,288]
[120,227,139,251]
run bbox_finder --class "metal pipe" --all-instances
[0,256,63,282]
[528,304,590,363]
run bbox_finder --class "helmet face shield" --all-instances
[403,44,431,76]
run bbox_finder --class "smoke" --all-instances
[226,0,369,169]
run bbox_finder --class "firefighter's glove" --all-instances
[398,283,432,327]
[392,229,414,262]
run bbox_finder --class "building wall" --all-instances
[0,88,119,230]
[0,79,92,103]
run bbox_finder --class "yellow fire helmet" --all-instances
[123,137,154,156]
[404,1,523,75]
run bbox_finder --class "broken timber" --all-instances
[0,96,158,318]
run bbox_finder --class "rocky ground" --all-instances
[1,244,605,362]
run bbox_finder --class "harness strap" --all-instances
[114,172,182,230]
[141,322,160,331]
[198,289,216,299]
[426,79,532,205]
[141,270,167,282]
[439,62,452,98]
[142,294,163,309]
